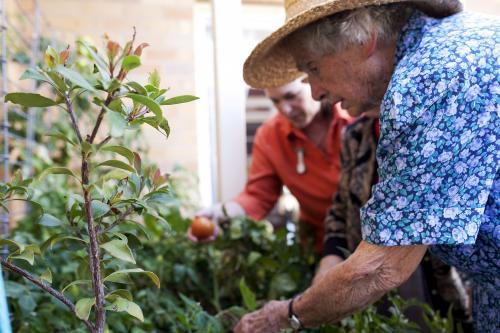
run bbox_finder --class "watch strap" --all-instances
[288,295,304,330]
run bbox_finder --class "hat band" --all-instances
[285,0,335,21]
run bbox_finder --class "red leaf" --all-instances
[133,43,149,56]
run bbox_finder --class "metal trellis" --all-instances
[0,0,12,329]
[1,1,44,331]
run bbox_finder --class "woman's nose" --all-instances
[309,78,327,101]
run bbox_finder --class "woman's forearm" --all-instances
[312,255,344,286]
[294,241,427,328]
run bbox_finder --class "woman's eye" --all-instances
[308,66,319,75]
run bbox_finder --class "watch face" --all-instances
[290,315,301,330]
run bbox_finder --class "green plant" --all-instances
[3,176,457,332]
[0,30,198,333]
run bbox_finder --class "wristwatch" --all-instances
[288,296,304,331]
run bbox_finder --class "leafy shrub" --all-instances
[1,31,198,333]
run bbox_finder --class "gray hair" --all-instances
[284,4,414,58]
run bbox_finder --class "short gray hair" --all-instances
[284,4,414,58]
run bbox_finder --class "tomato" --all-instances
[191,216,215,239]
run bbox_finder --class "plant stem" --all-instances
[90,27,137,144]
[81,156,106,333]
[210,249,221,313]
[0,258,95,332]
[65,92,105,331]
[89,94,113,144]
[100,206,134,234]
[64,92,83,144]
[65,93,105,332]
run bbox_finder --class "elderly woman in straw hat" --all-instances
[234,0,499,332]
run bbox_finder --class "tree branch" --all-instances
[0,258,95,332]
[64,92,83,143]
[89,94,113,144]
[81,157,106,333]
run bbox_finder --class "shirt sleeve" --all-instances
[361,67,499,247]
[234,126,283,220]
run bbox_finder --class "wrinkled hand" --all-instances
[233,300,289,333]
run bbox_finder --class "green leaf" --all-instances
[40,268,52,284]
[5,92,59,107]
[129,116,158,129]
[148,69,160,88]
[61,280,92,294]
[20,67,48,82]
[101,145,135,164]
[107,78,121,92]
[75,297,95,321]
[4,281,26,298]
[39,167,79,181]
[239,278,257,311]
[41,234,87,252]
[102,169,129,182]
[98,160,135,173]
[54,65,96,92]
[19,294,36,313]
[107,99,124,113]
[106,297,144,322]
[159,118,170,137]
[126,81,147,95]
[77,40,110,81]
[46,132,76,146]
[38,213,63,227]
[0,238,25,252]
[101,239,136,264]
[161,95,199,105]
[121,55,141,71]
[46,70,68,92]
[104,268,160,288]
[269,273,297,298]
[91,200,110,219]
[126,93,162,121]
[10,245,40,265]
[107,111,127,137]
[105,289,133,302]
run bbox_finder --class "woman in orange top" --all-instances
[193,78,352,253]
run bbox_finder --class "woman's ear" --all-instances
[363,31,378,58]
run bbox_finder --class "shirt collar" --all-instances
[395,10,435,65]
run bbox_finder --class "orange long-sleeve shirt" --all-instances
[234,106,352,252]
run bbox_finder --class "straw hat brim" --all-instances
[243,0,462,88]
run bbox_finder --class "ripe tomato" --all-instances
[191,216,215,239]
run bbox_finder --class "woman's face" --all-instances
[292,43,394,118]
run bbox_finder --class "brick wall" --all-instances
[35,0,198,174]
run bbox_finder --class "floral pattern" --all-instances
[360,10,499,332]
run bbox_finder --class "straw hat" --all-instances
[243,0,463,88]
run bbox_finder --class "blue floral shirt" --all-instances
[360,10,499,332]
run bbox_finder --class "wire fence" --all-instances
[0,1,54,330]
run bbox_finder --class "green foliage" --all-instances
[1,32,198,333]
[3,176,456,332]
[4,92,60,107]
